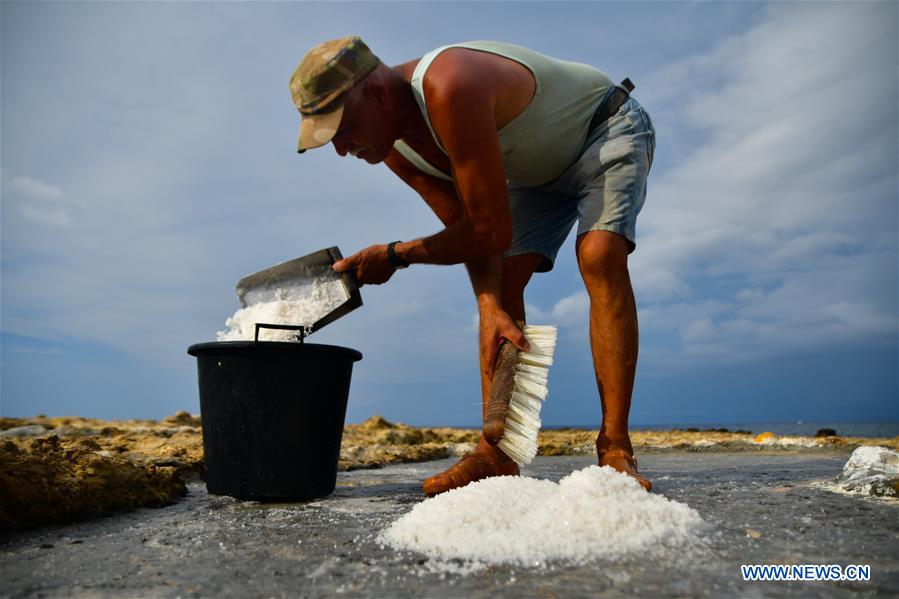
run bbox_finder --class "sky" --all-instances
[1,1,897,428]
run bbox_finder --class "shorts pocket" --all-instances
[597,135,634,169]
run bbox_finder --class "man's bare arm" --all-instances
[385,149,526,375]
[384,149,503,308]
[383,150,463,226]
[392,55,513,268]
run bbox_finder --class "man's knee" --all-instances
[576,230,630,283]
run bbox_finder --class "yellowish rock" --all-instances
[1,413,896,529]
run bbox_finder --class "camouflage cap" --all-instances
[290,36,381,153]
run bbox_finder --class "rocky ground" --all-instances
[1,413,897,529]
[2,454,898,598]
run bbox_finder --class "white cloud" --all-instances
[0,6,458,380]
[629,1,898,368]
[11,175,62,201]
[681,318,715,343]
[1,1,896,421]
[551,290,589,326]
[524,302,549,322]
[18,204,68,227]
[3,173,70,226]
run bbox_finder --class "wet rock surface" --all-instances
[339,416,478,470]
[1,454,897,598]
[0,413,204,528]
[0,436,187,529]
[2,414,896,529]
[834,446,899,498]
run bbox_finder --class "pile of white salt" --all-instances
[379,465,707,566]
[217,277,348,341]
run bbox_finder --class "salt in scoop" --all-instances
[220,247,362,341]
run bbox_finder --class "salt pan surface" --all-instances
[379,465,707,566]
[217,277,347,341]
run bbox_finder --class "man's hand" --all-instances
[333,244,396,286]
[480,304,530,381]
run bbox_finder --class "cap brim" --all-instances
[297,102,345,153]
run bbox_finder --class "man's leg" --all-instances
[422,253,543,496]
[575,230,651,491]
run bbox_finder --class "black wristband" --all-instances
[387,241,409,269]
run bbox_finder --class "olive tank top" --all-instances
[392,41,614,187]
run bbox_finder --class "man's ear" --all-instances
[365,76,387,107]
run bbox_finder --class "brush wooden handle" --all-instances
[484,341,519,445]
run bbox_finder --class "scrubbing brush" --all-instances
[483,324,558,465]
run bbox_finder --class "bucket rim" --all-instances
[187,341,362,362]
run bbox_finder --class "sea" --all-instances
[544,421,899,438]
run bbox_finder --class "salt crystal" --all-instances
[379,465,707,566]
[217,277,348,341]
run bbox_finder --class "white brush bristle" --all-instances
[497,324,557,465]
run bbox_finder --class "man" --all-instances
[290,36,656,495]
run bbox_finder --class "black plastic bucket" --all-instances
[187,338,362,501]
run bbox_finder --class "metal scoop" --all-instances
[235,246,362,336]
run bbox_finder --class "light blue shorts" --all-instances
[503,93,656,272]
